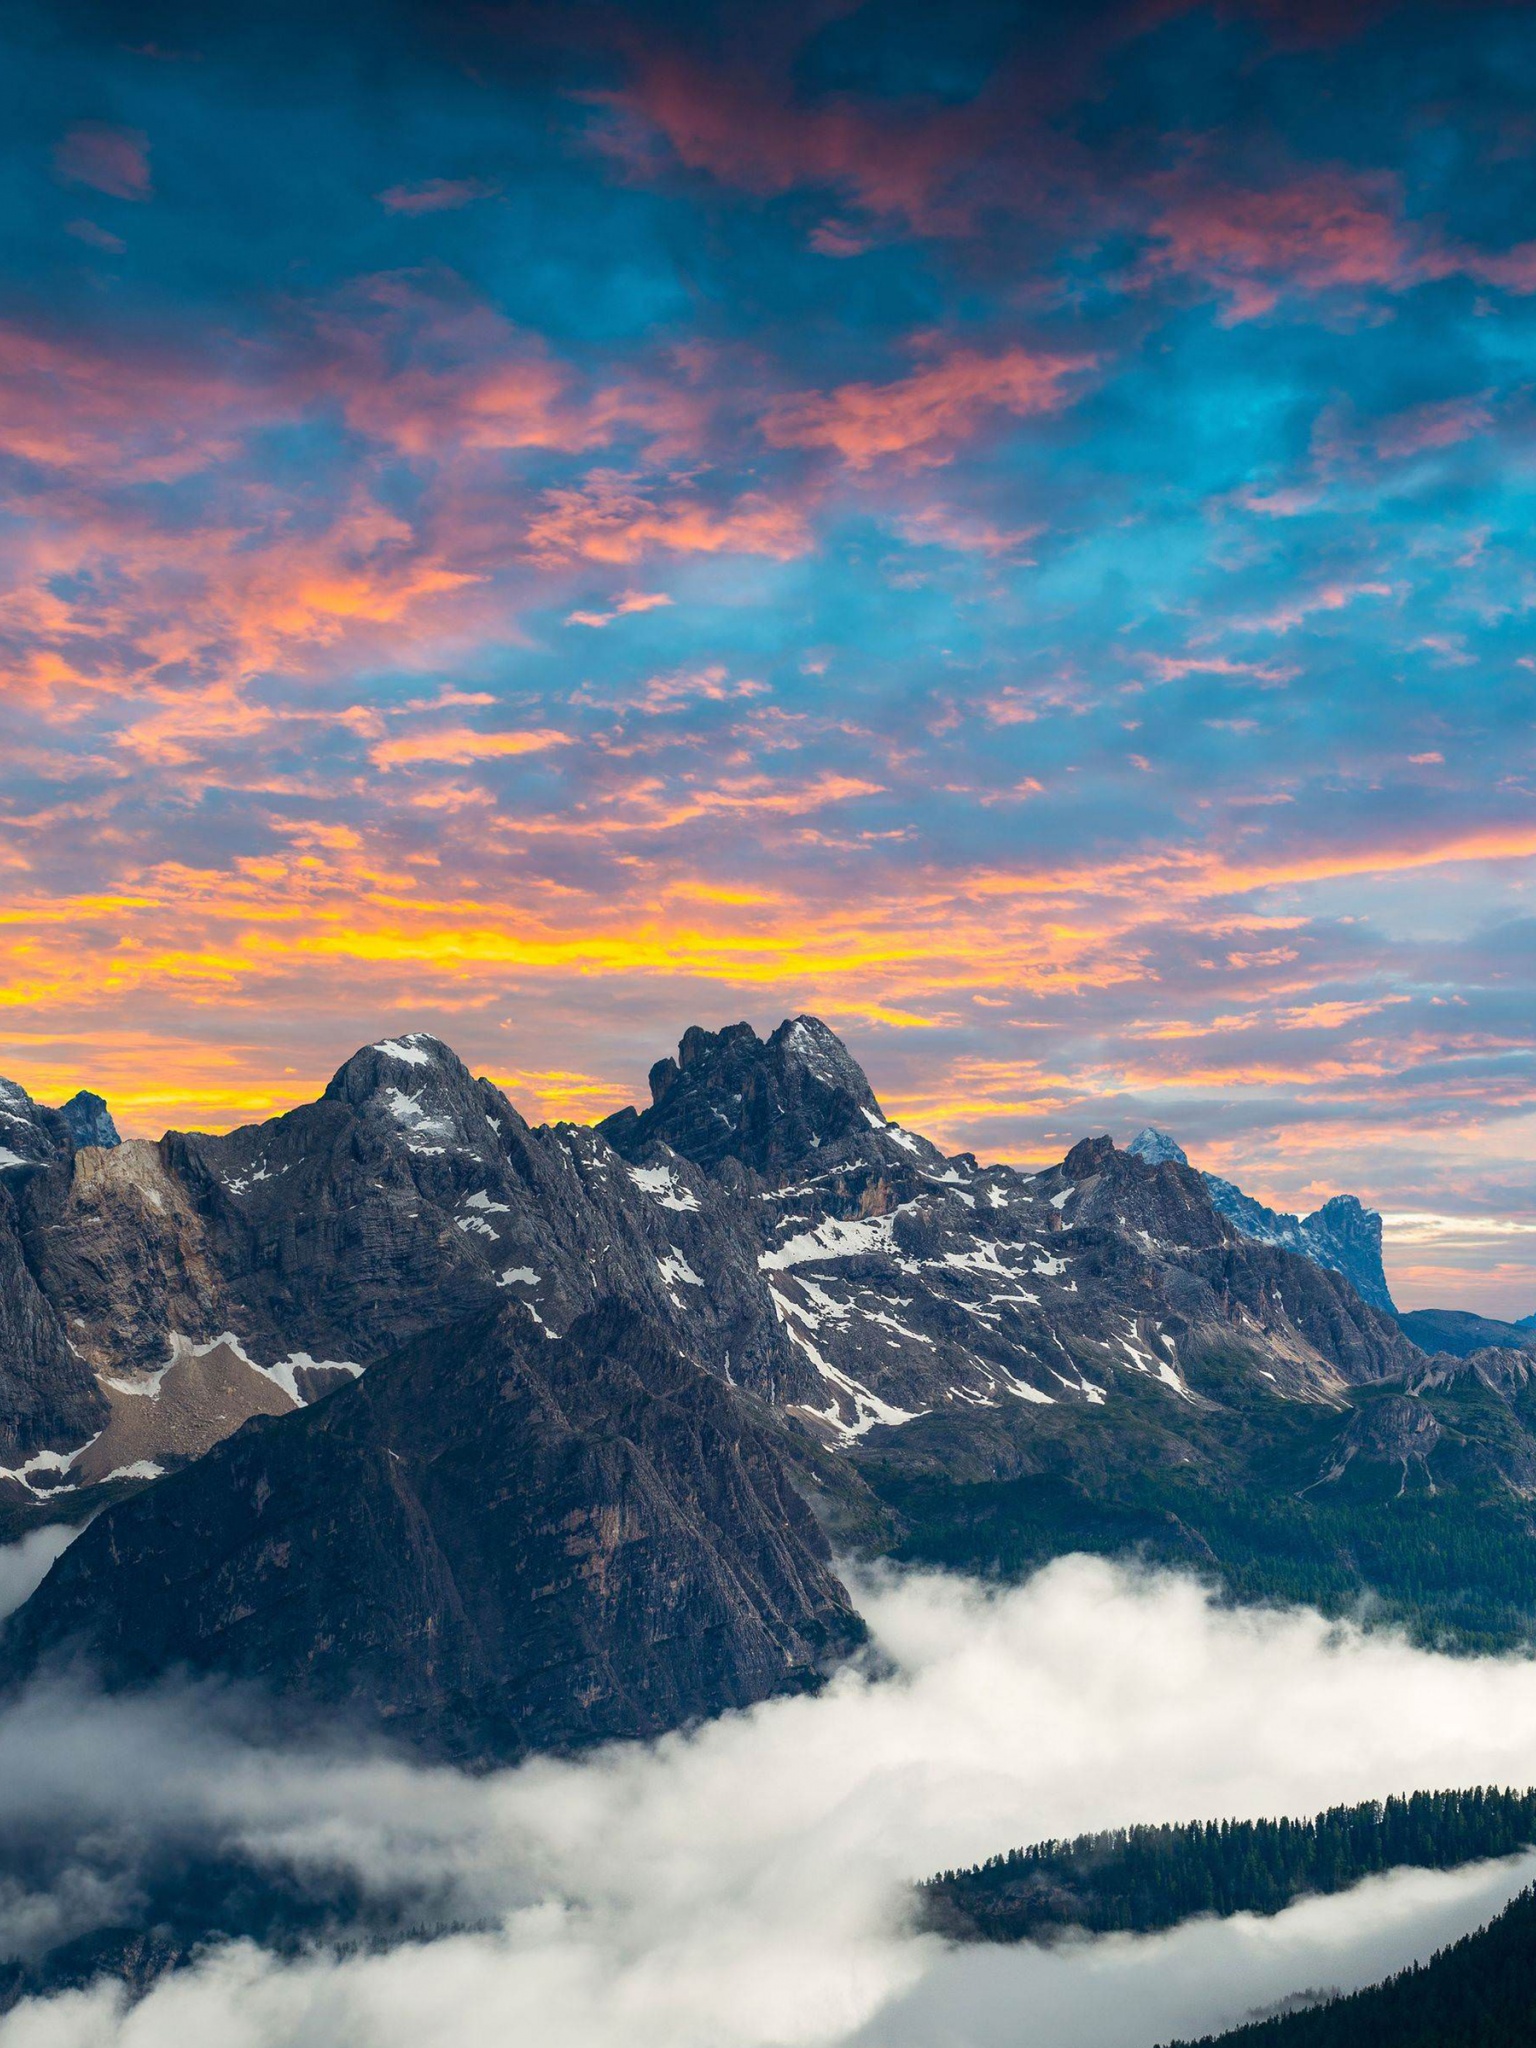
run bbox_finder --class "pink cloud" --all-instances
[763,343,1095,469]
[591,53,973,234]
[1373,393,1493,459]
[53,123,152,202]
[64,218,126,254]
[1143,170,1414,320]
[376,178,498,215]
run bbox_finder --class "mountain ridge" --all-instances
[1126,1128,1394,1311]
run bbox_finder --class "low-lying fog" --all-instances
[2,1548,1536,2047]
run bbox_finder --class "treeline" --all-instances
[877,1465,1536,1652]
[1170,1882,1536,2048]
[919,1788,1536,1943]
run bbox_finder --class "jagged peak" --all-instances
[1126,1127,1189,1167]
[0,1074,71,1171]
[604,1013,885,1174]
[58,1090,120,1151]
[1063,1134,1116,1178]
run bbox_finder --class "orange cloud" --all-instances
[763,344,1094,469]
[566,590,675,628]
[370,726,574,769]
[525,474,812,563]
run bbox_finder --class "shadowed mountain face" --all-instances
[1,1301,862,1765]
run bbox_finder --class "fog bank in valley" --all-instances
[3,1552,1536,2047]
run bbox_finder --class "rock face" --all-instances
[1,1301,862,1763]
[0,1023,1426,1517]
[57,1092,119,1151]
[600,1015,885,1175]
[1126,1127,1395,1311]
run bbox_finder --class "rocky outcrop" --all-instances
[57,1092,119,1151]
[1,1302,864,1764]
[600,1015,886,1176]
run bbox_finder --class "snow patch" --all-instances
[657,1249,704,1288]
[382,1088,456,1143]
[256,1353,364,1404]
[497,1267,540,1287]
[374,1036,435,1067]
[627,1163,701,1213]
[759,1215,895,1271]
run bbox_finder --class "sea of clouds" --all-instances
[1,1547,1536,2047]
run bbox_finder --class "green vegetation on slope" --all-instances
[1171,1882,1536,2048]
[856,1352,1536,1650]
[920,1790,1536,1944]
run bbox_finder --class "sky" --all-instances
[1,0,1534,1310]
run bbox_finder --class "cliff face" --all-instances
[1,1301,863,1765]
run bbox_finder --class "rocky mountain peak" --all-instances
[1063,1134,1116,1178]
[57,1091,119,1151]
[1127,1127,1189,1167]
[0,1079,70,1173]
[601,1014,887,1175]
[321,1032,525,1161]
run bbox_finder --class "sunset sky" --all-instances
[2,0,1534,1310]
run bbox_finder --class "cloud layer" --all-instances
[4,1558,1536,2044]
[1,2,1534,1306]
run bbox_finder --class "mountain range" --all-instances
[6,1016,1536,1752]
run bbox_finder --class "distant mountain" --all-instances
[1395,1308,1536,1359]
[2,1300,861,1765]
[1126,1128,1394,1311]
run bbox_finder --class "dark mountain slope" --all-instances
[1173,1882,1536,2048]
[0,1300,862,1765]
[1395,1308,1536,1359]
